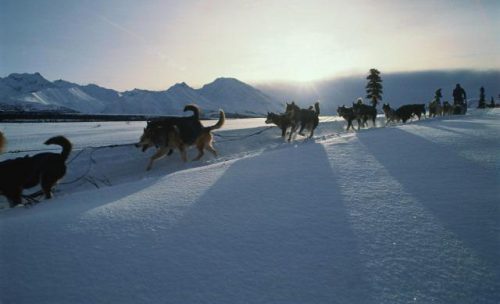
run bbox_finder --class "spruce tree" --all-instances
[478,87,486,108]
[366,69,383,107]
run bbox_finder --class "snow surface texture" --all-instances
[0,73,281,116]
[0,110,499,303]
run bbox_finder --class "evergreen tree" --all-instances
[365,68,383,107]
[478,87,486,108]
[490,97,495,108]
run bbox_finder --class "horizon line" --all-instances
[1,68,499,93]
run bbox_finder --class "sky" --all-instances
[0,0,499,91]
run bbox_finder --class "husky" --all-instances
[352,102,377,129]
[428,100,442,118]
[442,101,453,116]
[396,104,426,123]
[285,101,320,141]
[136,105,225,170]
[382,103,400,125]
[0,136,72,207]
[337,105,358,131]
[265,112,293,138]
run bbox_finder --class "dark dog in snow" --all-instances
[337,105,358,131]
[395,104,426,123]
[285,101,320,141]
[136,104,225,170]
[352,102,377,129]
[442,101,453,116]
[0,135,72,207]
[265,112,293,138]
[382,103,400,125]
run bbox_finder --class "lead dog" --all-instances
[136,105,225,170]
[0,135,72,207]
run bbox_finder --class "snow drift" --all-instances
[0,109,499,303]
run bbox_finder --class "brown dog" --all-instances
[0,136,72,207]
[136,107,225,170]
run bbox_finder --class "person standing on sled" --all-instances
[453,83,467,114]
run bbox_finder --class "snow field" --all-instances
[0,109,499,303]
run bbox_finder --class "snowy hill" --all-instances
[198,77,282,116]
[0,73,282,116]
[1,109,499,303]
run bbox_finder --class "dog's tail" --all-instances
[45,136,72,161]
[205,110,225,131]
[184,104,200,120]
[314,102,320,116]
[0,131,5,153]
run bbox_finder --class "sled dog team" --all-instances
[0,98,471,207]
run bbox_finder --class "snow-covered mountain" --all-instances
[199,77,281,116]
[0,73,282,116]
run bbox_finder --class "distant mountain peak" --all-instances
[6,72,49,82]
[169,82,193,91]
[2,72,54,94]
[0,72,282,116]
[212,77,244,85]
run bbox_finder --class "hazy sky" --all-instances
[1,0,498,91]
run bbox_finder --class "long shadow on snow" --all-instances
[140,142,372,304]
[357,127,500,276]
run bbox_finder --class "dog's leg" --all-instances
[298,123,306,136]
[205,143,217,157]
[193,143,205,161]
[41,173,64,199]
[6,188,23,208]
[179,145,188,162]
[147,147,169,170]
[288,124,296,142]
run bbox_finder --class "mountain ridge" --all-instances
[0,73,282,116]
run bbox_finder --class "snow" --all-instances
[0,109,499,303]
[0,73,282,116]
